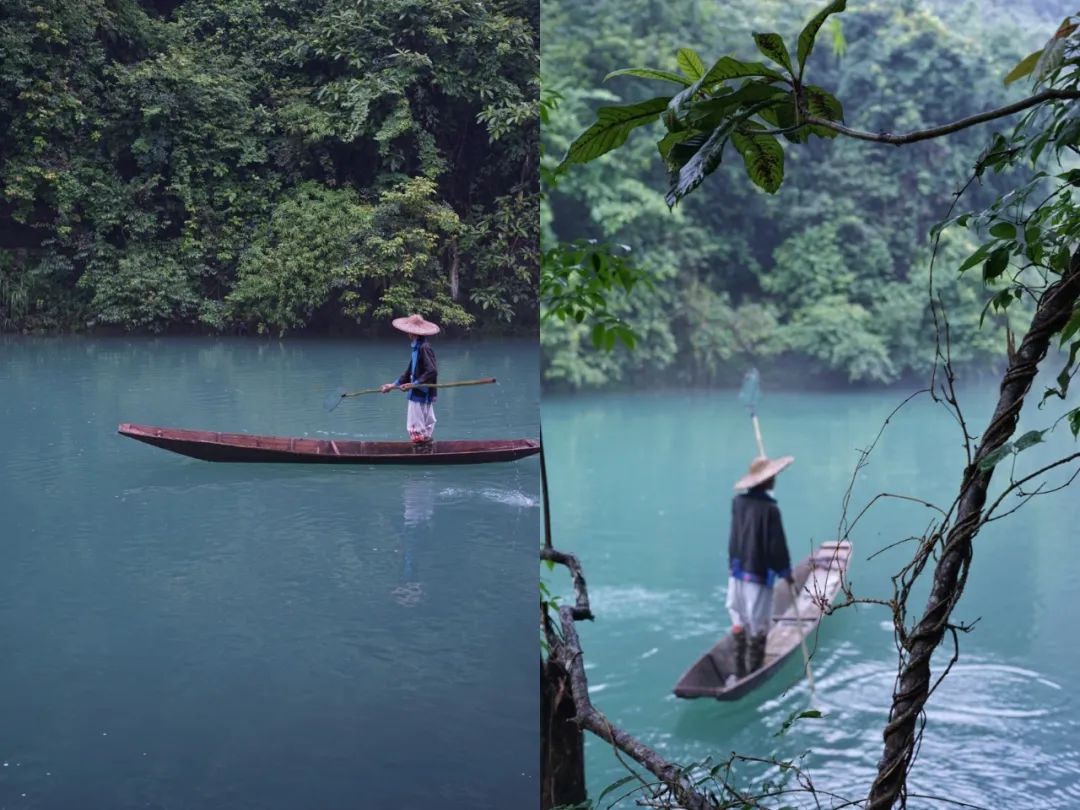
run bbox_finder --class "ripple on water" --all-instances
[587,585,724,642]
[794,656,1068,726]
[756,649,1080,807]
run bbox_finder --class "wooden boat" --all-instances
[117,423,540,465]
[673,540,851,700]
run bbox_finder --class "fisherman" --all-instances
[380,314,440,444]
[727,454,795,679]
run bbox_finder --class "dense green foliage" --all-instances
[541,0,1066,388]
[0,0,538,335]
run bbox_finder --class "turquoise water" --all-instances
[543,382,1080,808]
[0,337,540,810]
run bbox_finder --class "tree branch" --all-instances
[541,426,553,549]
[804,89,1080,146]
[550,603,717,810]
[866,247,1080,809]
[981,451,1080,524]
[540,546,594,621]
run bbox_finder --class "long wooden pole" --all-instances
[751,413,766,457]
[754,404,813,691]
[789,581,815,694]
[343,376,497,400]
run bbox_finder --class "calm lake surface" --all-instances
[0,336,540,810]
[544,381,1080,808]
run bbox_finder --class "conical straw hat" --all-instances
[735,455,794,491]
[392,313,440,336]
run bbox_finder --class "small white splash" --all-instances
[640,647,659,659]
[3,761,8,767]
[102,732,108,736]
[480,488,539,508]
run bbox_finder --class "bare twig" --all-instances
[541,427,553,549]
[540,546,594,621]
[980,451,1080,524]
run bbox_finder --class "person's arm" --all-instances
[382,362,410,392]
[769,505,793,582]
[414,345,437,385]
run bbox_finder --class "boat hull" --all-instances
[673,541,851,700]
[118,423,541,465]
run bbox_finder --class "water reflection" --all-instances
[393,476,436,607]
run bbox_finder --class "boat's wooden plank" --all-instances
[117,423,540,464]
[673,541,850,700]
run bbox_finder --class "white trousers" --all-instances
[725,577,773,636]
[406,400,436,438]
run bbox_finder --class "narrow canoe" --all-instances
[117,423,541,465]
[673,540,851,701]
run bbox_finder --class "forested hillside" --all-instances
[0,0,538,335]
[542,0,1064,388]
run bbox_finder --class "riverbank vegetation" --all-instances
[541,0,1071,389]
[0,0,538,336]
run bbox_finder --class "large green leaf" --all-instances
[658,130,700,162]
[666,124,731,206]
[759,98,809,143]
[687,82,788,129]
[752,32,793,75]
[604,67,692,87]
[1033,19,1075,84]
[796,0,847,76]
[761,94,839,140]
[559,97,672,168]
[665,76,708,131]
[957,242,993,274]
[676,48,706,80]
[662,131,711,172]
[804,85,844,121]
[700,56,787,86]
[982,247,1011,281]
[989,222,1017,239]
[731,126,785,193]
[1003,49,1043,86]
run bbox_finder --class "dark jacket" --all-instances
[728,489,792,586]
[396,337,438,403]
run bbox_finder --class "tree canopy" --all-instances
[0,0,538,335]
[541,0,1066,388]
